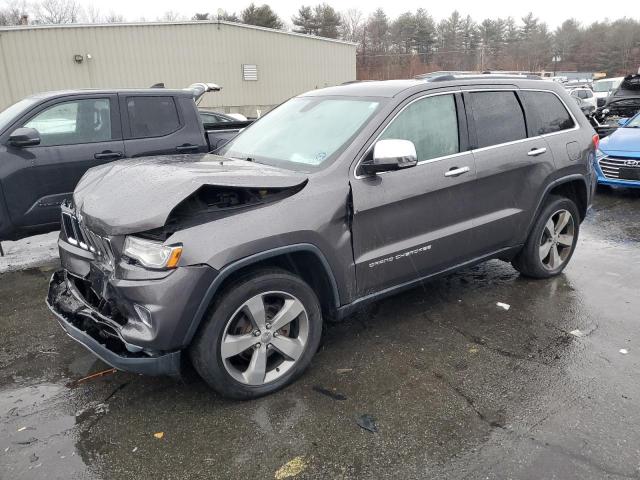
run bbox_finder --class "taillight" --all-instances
[592,133,599,150]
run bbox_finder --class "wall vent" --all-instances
[242,64,258,81]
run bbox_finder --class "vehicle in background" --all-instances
[593,77,625,107]
[565,80,593,90]
[48,76,596,399]
[0,85,251,241]
[199,110,249,125]
[595,111,640,188]
[569,87,597,109]
[573,96,596,116]
[591,74,640,138]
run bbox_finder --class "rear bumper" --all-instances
[47,270,182,376]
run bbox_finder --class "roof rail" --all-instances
[427,73,542,82]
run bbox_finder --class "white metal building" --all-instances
[0,21,357,116]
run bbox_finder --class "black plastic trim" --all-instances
[183,243,341,345]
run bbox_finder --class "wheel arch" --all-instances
[527,175,589,236]
[182,244,340,346]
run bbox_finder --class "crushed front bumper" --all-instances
[47,270,182,376]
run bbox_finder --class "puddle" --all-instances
[0,381,91,479]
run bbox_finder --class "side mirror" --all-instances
[9,127,40,147]
[361,139,417,175]
[618,118,629,127]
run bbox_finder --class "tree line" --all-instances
[2,1,639,77]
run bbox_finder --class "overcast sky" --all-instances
[79,0,638,29]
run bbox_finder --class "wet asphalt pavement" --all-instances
[1,189,639,480]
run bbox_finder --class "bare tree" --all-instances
[104,12,124,23]
[83,5,101,23]
[0,0,29,25]
[339,8,363,44]
[158,10,183,22]
[35,0,80,24]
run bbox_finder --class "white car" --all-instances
[568,87,597,109]
[593,77,625,107]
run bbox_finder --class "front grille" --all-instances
[598,156,640,180]
[61,211,115,266]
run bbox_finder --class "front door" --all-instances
[2,95,123,228]
[351,92,478,296]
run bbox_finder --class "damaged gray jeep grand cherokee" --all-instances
[48,76,597,399]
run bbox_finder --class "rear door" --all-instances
[351,92,478,296]
[2,95,123,229]
[519,89,580,169]
[465,89,555,255]
[121,94,207,157]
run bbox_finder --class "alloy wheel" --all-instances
[220,291,309,386]
[539,209,575,270]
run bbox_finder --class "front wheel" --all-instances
[190,268,322,399]
[512,196,580,278]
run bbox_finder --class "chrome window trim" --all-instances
[353,91,462,179]
[353,87,580,180]
[516,88,580,138]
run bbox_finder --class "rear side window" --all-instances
[380,94,459,161]
[469,92,526,148]
[520,91,575,136]
[126,96,180,138]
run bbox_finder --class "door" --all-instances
[121,95,207,157]
[2,95,123,228]
[351,93,478,296]
[464,90,556,255]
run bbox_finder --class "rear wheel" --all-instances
[512,196,580,278]
[190,268,322,399]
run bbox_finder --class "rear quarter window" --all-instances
[469,91,527,148]
[519,91,575,136]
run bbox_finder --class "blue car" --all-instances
[595,112,640,188]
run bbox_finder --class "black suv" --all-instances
[48,76,597,399]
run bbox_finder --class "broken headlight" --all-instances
[123,236,183,270]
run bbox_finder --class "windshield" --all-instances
[219,96,381,171]
[625,113,640,128]
[0,98,38,133]
[594,81,613,93]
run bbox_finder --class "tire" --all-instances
[190,268,322,399]
[512,196,580,279]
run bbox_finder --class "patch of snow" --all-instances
[0,231,60,273]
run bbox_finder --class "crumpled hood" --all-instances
[74,154,308,235]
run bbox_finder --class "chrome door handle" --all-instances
[444,166,470,177]
[527,147,547,156]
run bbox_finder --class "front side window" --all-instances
[380,94,459,161]
[520,91,575,135]
[24,98,111,146]
[127,96,180,138]
[220,97,381,170]
[470,91,527,148]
